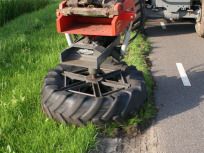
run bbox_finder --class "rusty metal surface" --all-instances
[62,68,130,97]
[65,0,117,8]
[58,7,118,17]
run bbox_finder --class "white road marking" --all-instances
[176,63,191,86]
[160,22,166,30]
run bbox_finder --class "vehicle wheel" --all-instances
[195,0,204,37]
[41,64,147,125]
[132,0,145,31]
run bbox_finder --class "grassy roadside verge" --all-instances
[0,3,97,153]
[125,34,156,126]
[103,34,157,137]
[0,0,50,26]
[0,2,156,153]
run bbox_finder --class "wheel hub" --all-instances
[62,66,130,97]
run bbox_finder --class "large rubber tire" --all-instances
[41,64,147,125]
[132,0,145,31]
[195,0,204,37]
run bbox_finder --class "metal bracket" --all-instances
[62,68,130,97]
[61,36,120,70]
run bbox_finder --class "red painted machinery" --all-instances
[57,0,136,36]
[41,0,147,125]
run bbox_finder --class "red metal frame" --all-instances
[56,0,136,36]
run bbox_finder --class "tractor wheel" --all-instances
[195,0,204,37]
[41,64,147,125]
[132,0,145,31]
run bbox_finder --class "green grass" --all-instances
[125,34,157,125]
[103,34,157,137]
[0,0,50,26]
[0,2,156,153]
[0,3,97,153]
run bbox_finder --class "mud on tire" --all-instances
[41,64,147,125]
[195,0,204,37]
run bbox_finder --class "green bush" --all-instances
[0,0,50,26]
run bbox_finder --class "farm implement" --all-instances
[41,0,147,125]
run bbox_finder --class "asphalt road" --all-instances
[145,20,204,153]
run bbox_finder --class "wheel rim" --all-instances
[61,67,131,97]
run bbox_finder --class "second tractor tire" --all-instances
[195,0,204,37]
